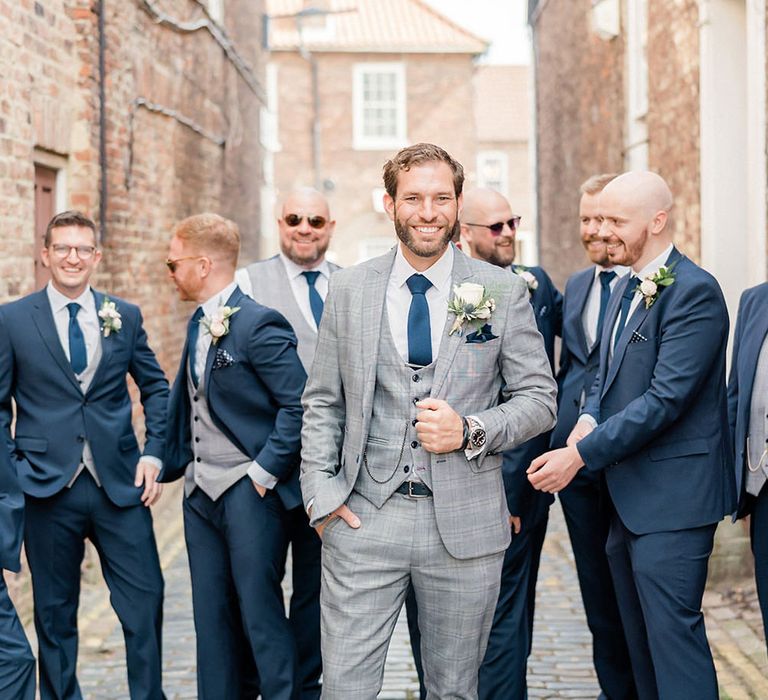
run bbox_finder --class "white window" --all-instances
[625,0,649,169]
[353,63,407,151]
[476,151,509,194]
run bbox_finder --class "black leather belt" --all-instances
[395,481,432,498]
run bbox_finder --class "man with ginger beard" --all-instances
[551,173,636,699]
[300,143,556,698]
[236,188,340,698]
[529,172,735,699]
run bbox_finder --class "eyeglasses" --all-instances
[283,214,328,229]
[50,244,97,260]
[165,256,204,273]
[464,217,521,236]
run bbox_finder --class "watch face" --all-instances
[470,429,486,448]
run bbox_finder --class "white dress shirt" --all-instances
[582,264,628,348]
[192,280,276,490]
[46,282,160,484]
[387,243,453,364]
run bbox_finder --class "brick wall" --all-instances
[532,0,625,288]
[272,51,479,266]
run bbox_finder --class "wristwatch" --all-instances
[461,416,486,451]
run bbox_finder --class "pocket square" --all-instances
[212,348,235,369]
[629,331,648,344]
[465,324,499,344]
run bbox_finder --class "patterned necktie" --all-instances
[187,307,204,388]
[302,270,324,328]
[613,276,640,345]
[406,274,433,367]
[66,303,87,375]
[596,270,617,340]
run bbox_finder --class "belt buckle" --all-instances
[407,481,428,499]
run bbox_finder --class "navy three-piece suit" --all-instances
[577,248,736,699]
[727,282,768,654]
[0,288,168,700]
[552,266,635,699]
[162,286,306,700]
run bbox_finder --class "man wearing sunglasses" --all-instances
[0,210,168,699]
[234,187,339,699]
[458,188,562,699]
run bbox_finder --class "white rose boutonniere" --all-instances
[448,282,496,336]
[636,263,676,308]
[98,297,122,337]
[513,266,539,292]
[202,304,241,344]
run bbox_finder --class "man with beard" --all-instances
[529,172,735,700]
[452,187,561,698]
[550,174,635,699]
[235,188,339,698]
[300,143,557,699]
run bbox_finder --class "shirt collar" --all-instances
[199,280,239,318]
[279,252,331,281]
[632,244,674,281]
[46,282,95,314]
[594,264,629,279]
[391,243,454,293]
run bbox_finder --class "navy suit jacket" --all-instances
[727,282,768,518]
[551,267,615,466]
[503,266,562,523]
[0,288,169,508]
[0,446,24,572]
[162,287,307,511]
[577,248,736,534]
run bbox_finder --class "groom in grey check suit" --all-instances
[300,143,557,699]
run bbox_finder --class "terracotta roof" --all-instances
[474,65,529,142]
[267,0,488,54]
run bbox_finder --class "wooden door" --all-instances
[34,165,56,289]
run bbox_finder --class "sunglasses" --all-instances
[464,216,521,236]
[283,214,328,229]
[165,256,205,273]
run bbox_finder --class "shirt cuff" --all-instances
[139,455,163,471]
[247,461,279,490]
[577,414,598,430]
[464,415,486,460]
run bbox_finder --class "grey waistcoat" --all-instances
[353,313,435,507]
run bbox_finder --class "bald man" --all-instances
[237,188,339,699]
[529,172,736,699]
[406,188,561,699]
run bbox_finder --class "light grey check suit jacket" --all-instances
[300,246,557,559]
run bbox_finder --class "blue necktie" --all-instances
[596,270,617,340]
[187,307,204,388]
[302,271,324,328]
[66,303,87,375]
[406,274,433,367]
[613,276,640,345]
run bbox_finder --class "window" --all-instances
[353,63,407,151]
[476,151,509,194]
[625,0,649,169]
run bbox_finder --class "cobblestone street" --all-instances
[46,484,766,698]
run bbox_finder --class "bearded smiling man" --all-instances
[299,143,556,699]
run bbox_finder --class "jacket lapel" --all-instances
[204,287,245,396]
[86,290,112,393]
[567,269,594,363]
[30,289,81,392]
[433,248,472,397]
[599,275,629,397]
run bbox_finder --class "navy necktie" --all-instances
[406,274,433,367]
[302,271,324,328]
[596,270,617,340]
[613,276,640,345]
[187,307,204,388]
[66,303,87,375]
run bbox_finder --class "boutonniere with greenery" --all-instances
[448,282,496,336]
[98,297,122,337]
[513,265,539,292]
[636,263,676,308]
[202,303,240,344]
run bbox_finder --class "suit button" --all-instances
[572,399,579,407]
[196,457,201,463]
[410,441,419,449]
[412,374,420,382]
[193,416,199,422]
[413,397,420,405]
[195,437,200,443]
[412,419,418,427]
[193,396,199,402]
[403,465,410,473]
[77,435,85,443]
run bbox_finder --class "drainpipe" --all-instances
[98,0,108,240]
